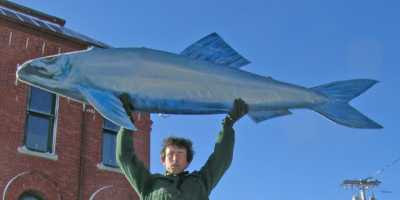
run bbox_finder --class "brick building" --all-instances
[0,1,152,199]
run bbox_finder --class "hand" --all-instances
[119,93,134,117]
[225,98,248,126]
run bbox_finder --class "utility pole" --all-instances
[342,178,380,200]
[342,156,399,200]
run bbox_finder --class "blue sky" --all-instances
[13,1,399,199]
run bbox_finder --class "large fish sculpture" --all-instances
[16,33,382,130]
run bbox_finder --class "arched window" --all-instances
[19,191,43,200]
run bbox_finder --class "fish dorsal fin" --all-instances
[78,86,136,130]
[180,33,250,68]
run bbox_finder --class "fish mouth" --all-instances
[18,64,54,80]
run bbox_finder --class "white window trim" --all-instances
[100,119,121,174]
[96,163,122,174]
[17,145,58,160]
[51,95,60,153]
[19,94,60,160]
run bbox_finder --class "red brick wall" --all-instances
[0,17,151,200]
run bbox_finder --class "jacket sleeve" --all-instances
[199,119,235,194]
[116,128,151,196]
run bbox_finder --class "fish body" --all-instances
[16,33,382,130]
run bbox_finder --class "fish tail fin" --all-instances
[310,79,383,129]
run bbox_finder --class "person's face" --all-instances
[161,145,189,175]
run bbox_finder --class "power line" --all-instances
[373,156,400,178]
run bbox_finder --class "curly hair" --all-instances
[160,136,194,163]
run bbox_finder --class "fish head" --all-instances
[17,54,71,90]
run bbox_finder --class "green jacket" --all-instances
[116,122,235,200]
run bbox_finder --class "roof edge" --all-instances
[0,0,65,26]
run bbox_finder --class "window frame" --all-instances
[18,191,44,200]
[23,86,59,154]
[101,119,120,168]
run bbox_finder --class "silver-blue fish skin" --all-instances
[16,47,381,129]
[75,48,326,113]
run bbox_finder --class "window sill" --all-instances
[97,163,122,174]
[17,146,58,161]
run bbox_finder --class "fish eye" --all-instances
[42,56,58,64]
[37,67,48,73]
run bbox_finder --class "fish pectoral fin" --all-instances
[180,32,250,68]
[78,86,136,130]
[248,110,292,123]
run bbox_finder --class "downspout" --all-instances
[77,104,87,200]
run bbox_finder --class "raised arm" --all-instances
[199,98,248,194]
[115,94,151,196]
